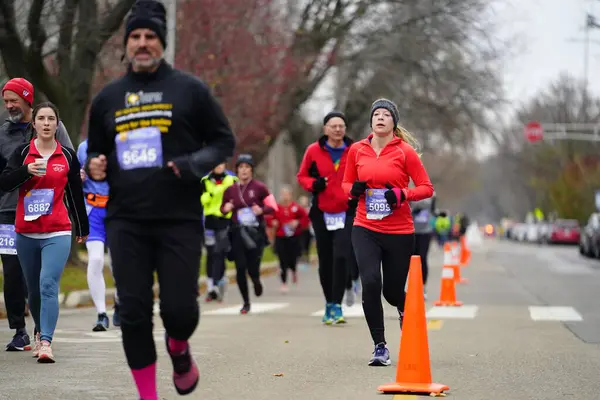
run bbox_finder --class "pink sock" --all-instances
[131,363,158,400]
[168,337,188,354]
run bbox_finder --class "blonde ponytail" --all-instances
[394,124,420,152]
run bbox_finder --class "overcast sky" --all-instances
[498,0,600,116]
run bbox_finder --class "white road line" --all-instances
[528,306,583,321]
[426,305,479,319]
[203,302,289,315]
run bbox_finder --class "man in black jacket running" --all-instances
[85,1,236,398]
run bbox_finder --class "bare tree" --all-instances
[0,0,135,142]
[475,74,600,222]
[334,0,507,151]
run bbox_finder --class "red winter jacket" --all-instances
[272,201,309,237]
[0,140,89,236]
[342,134,434,235]
[296,136,353,214]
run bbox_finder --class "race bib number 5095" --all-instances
[365,189,392,220]
[116,127,163,170]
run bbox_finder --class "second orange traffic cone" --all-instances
[451,242,468,284]
[459,235,471,266]
[377,256,449,396]
[434,243,463,306]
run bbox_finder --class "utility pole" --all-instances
[163,0,177,66]
[584,14,600,92]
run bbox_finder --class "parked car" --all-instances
[579,213,600,257]
[546,219,580,245]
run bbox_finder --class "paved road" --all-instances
[1,239,599,399]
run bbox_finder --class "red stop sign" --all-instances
[524,121,543,143]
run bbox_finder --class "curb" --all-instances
[0,258,315,318]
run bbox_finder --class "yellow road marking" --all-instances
[392,395,418,399]
[427,320,444,330]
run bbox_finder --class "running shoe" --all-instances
[331,303,346,324]
[368,342,391,366]
[92,313,109,332]
[5,330,31,351]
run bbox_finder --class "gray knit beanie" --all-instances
[370,98,399,127]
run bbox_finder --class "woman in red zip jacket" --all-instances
[296,111,357,325]
[271,185,309,293]
[0,102,88,363]
[342,98,434,367]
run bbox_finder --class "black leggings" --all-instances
[310,209,348,305]
[352,226,414,345]
[414,233,432,285]
[300,229,312,258]
[1,254,27,331]
[274,236,300,283]
[344,214,359,289]
[230,227,264,305]
[107,219,202,370]
[206,245,226,283]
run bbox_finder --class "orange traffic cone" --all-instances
[451,242,468,284]
[459,235,471,266]
[434,243,463,306]
[377,256,449,396]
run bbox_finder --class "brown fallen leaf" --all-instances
[273,373,284,377]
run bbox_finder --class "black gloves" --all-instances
[308,161,327,193]
[384,183,405,209]
[312,177,327,193]
[350,180,367,198]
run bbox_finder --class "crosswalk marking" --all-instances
[528,306,583,321]
[203,302,290,315]
[47,302,586,323]
[426,305,479,319]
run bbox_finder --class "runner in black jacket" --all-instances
[84,1,235,398]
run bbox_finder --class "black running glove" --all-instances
[350,181,367,198]
[312,177,327,193]
[384,183,405,209]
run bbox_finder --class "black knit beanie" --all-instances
[124,0,168,49]
[370,98,399,127]
[235,154,255,169]
[323,110,347,126]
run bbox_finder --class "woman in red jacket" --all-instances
[342,98,434,367]
[271,185,309,293]
[0,102,88,363]
[297,111,357,325]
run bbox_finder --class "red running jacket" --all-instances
[342,134,434,234]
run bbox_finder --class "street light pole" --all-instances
[164,0,177,66]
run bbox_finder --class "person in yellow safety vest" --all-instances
[435,211,452,246]
[201,162,238,302]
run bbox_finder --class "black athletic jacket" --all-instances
[85,60,236,222]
